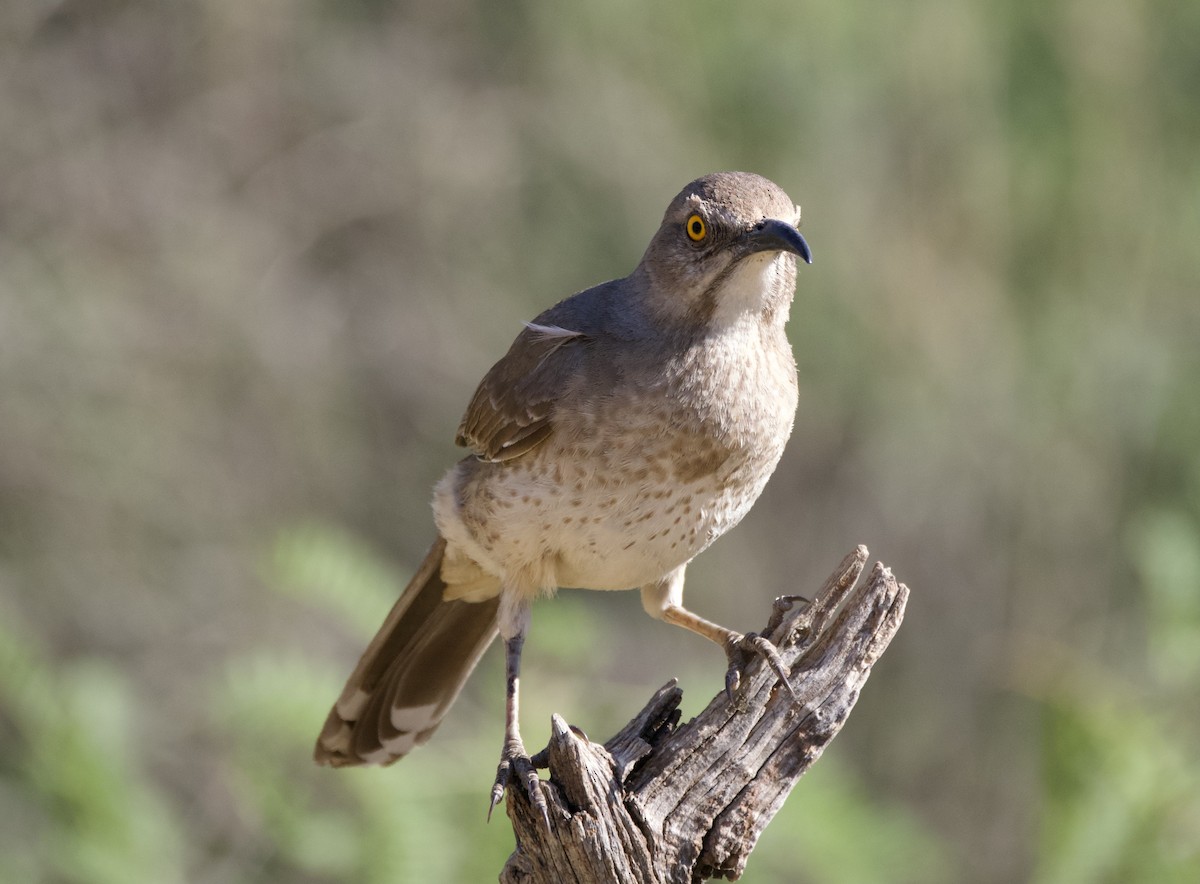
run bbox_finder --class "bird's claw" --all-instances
[765,593,812,635]
[724,631,798,702]
[488,741,550,829]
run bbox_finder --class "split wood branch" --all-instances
[499,545,909,883]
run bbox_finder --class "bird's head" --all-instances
[638,171,812,330]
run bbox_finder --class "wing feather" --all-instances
[456,322,589,461]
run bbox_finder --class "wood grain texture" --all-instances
[499,546,908,883]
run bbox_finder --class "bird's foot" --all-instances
[723,631,798,702]
[488,737,550,828]
[765,593,813,635]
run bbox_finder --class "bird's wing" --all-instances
[455,321,590,462]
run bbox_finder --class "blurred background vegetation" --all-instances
[2,0,1199,881]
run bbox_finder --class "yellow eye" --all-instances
[685,214,707,242]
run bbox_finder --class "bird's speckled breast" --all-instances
[434,315,797,596]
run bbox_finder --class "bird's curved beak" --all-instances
[741,219,813,265]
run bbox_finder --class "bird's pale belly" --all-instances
[544,476,747,590]
[435,430,783,594]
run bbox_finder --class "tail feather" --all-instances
[314,536,500,767]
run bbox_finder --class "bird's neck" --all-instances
[705,252,796,332]
[632,254,796,336]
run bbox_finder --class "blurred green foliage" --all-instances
[2,0,1199,881]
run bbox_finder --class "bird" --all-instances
[313,171,813,823]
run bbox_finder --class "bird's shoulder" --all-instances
[454,277,635,462]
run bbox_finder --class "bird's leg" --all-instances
[488,596,549,827]
[641,566,796,701]
[661,604,798,700]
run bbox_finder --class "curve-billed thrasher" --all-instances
[314,171,812,821]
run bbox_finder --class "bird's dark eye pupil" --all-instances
[691,221,701,234]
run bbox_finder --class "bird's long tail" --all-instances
[314,536,500,767]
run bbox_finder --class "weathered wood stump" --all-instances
[499,545,908,883]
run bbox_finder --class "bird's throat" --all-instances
[705,252,794,330]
